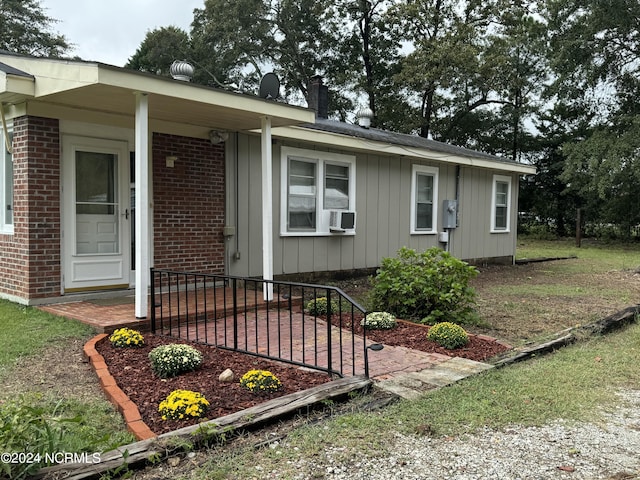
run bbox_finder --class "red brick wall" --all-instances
[0,116,61,300]
[152,133,225,274]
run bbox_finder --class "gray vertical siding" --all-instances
[226,133,519,278]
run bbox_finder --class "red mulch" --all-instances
[96,321,510,435]
[96,335,331,435]
[330,315,511,362]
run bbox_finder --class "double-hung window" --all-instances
[281,147,356,235]
[1,125,13,234]
[287,157,317,230]
[491,174,512,233]
[410,165,438,234]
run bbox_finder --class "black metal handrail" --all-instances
[150,269,372,377]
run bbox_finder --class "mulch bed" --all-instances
[96,320,510,435]
[96,335,331,435]
[328,314,511,362]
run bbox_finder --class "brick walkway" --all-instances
[40,291,452,380]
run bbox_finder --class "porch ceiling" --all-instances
[35,83,313,131]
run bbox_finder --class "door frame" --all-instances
[61,135,132,293]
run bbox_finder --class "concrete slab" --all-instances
[375,358,495,398]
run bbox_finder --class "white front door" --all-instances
[63,136,131,292]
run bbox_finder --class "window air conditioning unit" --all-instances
[329,210,356,232]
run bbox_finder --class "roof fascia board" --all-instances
[0,56,99,96]
[1,71,35,102]
[271,125,536,174]
[97,67,314,125]
[0,56,314,125]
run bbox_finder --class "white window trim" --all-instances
[491,174,512,233]
[410,164,439,235]
[280,146,356,236]
[1,122,13,235]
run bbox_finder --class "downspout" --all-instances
[1,104,13,154]
[451,165,461,255]
[235,132,240,260]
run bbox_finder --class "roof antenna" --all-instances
[258,73,280,100]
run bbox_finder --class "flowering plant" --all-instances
[361,312,397,330]
[109,328,144,348]
[239,369,282,393]
[158,389,209,421]
[148,344,203,378]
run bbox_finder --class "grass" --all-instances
[0,300,135,477]
[173,237,640,479]
[2,238,639,479]
[186,320,640,479]
[0,300,94,369]
[516,237,640,272]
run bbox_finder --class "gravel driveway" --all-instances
[262,390,640,480]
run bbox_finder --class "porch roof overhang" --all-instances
[0,55,315,132]
[270,120,537,175]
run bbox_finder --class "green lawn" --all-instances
[0,300,135,479]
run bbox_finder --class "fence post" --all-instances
[232,277,238,350]
[150,268,156,333]
[326,289,333,375]
[576,208,582,248]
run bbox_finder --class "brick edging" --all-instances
[83,334,157,440]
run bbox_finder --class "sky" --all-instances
[43,0,205,67]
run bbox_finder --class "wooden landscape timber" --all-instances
[494,305,639,367]
[32,375,372,480]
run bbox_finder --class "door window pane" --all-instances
[76,151,116,214]
[75,151,119,254]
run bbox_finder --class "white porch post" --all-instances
[261,115,274,301]
[135,92,150,318]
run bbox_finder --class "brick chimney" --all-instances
[307,75,328,119]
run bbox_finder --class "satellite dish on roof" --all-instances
[259,73,280,100]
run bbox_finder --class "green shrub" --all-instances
[427,322,469,349]
[360,312,397,330]
[305,297,339,316]
[368,247,479,324]
[159,389,210,421]
[148,344,203,378]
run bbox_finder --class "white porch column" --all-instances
[261,115,274,301]
[135,92,150,318]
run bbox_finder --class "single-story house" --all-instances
[0,52,536,317]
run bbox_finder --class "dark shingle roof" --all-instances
[0,60,34,78]
[303,118,517,166]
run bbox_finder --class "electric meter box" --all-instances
[442,200,458,229]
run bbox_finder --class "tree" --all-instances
[331,0,408,128]
[560,116,640,237]
[126,26,192,76]
[544,0,640,235]
[189,0,273,90]
[0,0,70,57]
